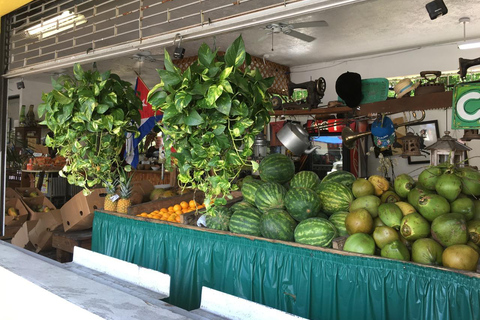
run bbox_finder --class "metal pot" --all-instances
[276,122,318,155]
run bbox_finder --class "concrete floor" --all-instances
[0,241,224,320]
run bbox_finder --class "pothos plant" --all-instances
[38,63,141,194]
[148,35,274,209]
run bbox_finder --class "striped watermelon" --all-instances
[230,201,254,213]
[255,182,287,212]
[315,181,354,215]
[289,171,320,189]
[328,211,349,236]
[285,187,322,222]
[229,207,262,236]
[294,217,338,247]
[205,206,231,231]
[321,171,356,189]
[259,153,295,184]
[241,180,265,205]
[260,208,297,241]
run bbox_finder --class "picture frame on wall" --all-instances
[406,120,440,165]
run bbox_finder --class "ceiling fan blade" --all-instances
[285,30,316,42]
[290,20,328,29]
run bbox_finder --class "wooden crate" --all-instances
[52,229,92,263]
[127,191,205,217]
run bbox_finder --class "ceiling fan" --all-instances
[263,20,328,42]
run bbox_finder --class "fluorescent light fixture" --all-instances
[458,40,480,50]
[25,11,87,38]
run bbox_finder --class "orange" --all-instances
[139,212,148,217]
[160,208,168,213]
[174,210,183,216]
[189,200,197,208]
[180,201,189,209]
[173,204,182,212]
[168,206,175,213]
[175,216,181,223]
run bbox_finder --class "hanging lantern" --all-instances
[399,132,422,158]
[461,129,480,141]
[425,131,472,166]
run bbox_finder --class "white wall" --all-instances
[7,77,58,139]
[289,43,480,178]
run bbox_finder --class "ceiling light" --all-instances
[25,11,87,38]
[457,17,480,50]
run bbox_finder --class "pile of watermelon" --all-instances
[204,153,480,272]
[205,153,356,248]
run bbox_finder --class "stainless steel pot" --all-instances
[276,122,318,155]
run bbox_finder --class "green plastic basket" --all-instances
[338,78,389,105]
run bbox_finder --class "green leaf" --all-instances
[251,160,259,172]
[52,90,72,105]
[37,103,47,117]
[198,43,215,67]
[185,109,204,126]
[73,63,84,81]
[206,85,222,105]
[175,91,192,112]
[158,69,182,87]
[111,109,125,121]
[163,50,175,72]
[97,104,109,114]
[225,35,246,68]
[216,93,231,115]
[213,124,226,135]
[219,67,233,81]
[220,80,233,94]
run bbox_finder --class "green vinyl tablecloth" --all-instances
[92,211,480,320]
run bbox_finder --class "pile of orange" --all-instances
[136,200,205,223]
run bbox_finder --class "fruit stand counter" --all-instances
[91,210,480,320]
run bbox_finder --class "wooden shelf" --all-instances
[271,106,352,116]
[355,91,453,116]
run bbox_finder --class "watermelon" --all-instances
[241,180,265,205]
[230,201,254,213]
[285,187,322,221]
[255,182,287,212]
[328,211,349,236]
[289,171,320,189]
[315,181,354,215]
[205,206,231,231]
[294,217,338,247]
[321,171,356,189]
[229,207,262,236]
[259,153,295,184]
[260,208,297,241]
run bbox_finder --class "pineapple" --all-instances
[104,179,119,212]
[117,168,134,214]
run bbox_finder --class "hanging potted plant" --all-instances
[148,35,274,208]
[38,64,142,194]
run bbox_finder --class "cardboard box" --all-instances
[61,188,106,232]
[11,220,38,250]
[4,198,29,227]
[28,210,63,252]
[15,187,43,199]
[22,196,57,221]
[6,187,20,199]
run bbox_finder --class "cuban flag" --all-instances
[124,76,163,168]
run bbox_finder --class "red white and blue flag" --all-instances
[124,76,163,168]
